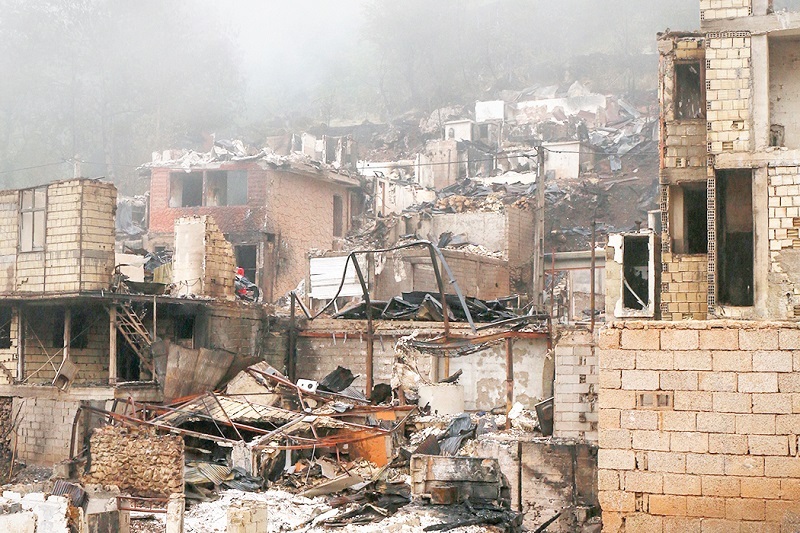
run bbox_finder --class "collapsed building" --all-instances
[142,139,363,303]
[597,1,800,531]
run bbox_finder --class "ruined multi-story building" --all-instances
[145,147,362,302]
[0,179,270,467]
[597,2,800,531]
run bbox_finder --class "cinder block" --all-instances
[725,497,766,522]
[662,411,697,432]
[739,373,779,393]
[598,490,636,512]
[686,495,727,518]
[712,392,752,413]
[621,329,660,351]
[709,434,749,455]
[624,470,664,493]
[752,393,793,414]
[649,494,687,516]
[752,351,793,373]
[673,350,713,371]
[622,370,661,391]
[699,329,739,351]
[739,330,779,351]
[673,391,713,411]
[598,449,637,470]
[697,411,736,433]
[736,414,776,435]
[661,371,699,391]
[748,435,789,456]
[670,431,709,453]
[663,473,702,495]
[621,410,659,430]
[647,451,687,473]
[600,349,636,370]
[686,453,725,476]
[724,455,765,477]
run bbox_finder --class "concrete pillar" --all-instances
[752,35,770,152]
[165,493,184,533]
[108,306,117,385]
[753,166,770,318]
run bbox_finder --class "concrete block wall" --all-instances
[506,206,535,293]
[660,253,709,320]
[553,328,598,442]
[22,305,110,385]
[79,181,116,293]
[700,0,752,20]
[263,172,354,298]
[377,249,511,302]
[202,216,236,300]
[706,33,752,154]
[173,216,235,300]
[767,165,800,320]
[598,321,800,532]
[0,180,115,297]
[12,397,82,465]
[295,322,551,410]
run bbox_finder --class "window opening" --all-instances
[717,170,754,306]
[0,307,11,349]
[169,172,203,207]
[675,62,705,120]
[622,236,650,310]
[20,187,46,252]
[670,184,708,254]
[175,315,195,341]
[235,245,258,283]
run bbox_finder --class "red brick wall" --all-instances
[148,164,356,300]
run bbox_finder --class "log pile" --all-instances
[83,425,184,496]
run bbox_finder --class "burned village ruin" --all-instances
[2,0,800,532]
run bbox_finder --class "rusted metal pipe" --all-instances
[505,338,514,420]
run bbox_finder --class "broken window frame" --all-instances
[19,186,47,253]
[674,60,706,120]
[0,306,12,349]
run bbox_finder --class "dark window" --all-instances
[175,316,195,340]
[478,124,489,139]
[670,183,708,254]
[675,62,705,120]
[169,172,203,207]
[53,309,89,350]
[235,245,258,282]
[622,236,650,310]
[0,307,11,349]
[717,170,754,307]
[333,195,344,237]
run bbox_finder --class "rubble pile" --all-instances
[82,425,184,496]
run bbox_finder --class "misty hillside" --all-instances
[0,0,699,193]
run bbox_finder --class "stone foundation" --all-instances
[83,425,183,496]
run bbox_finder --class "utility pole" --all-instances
[533,142,546,310]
